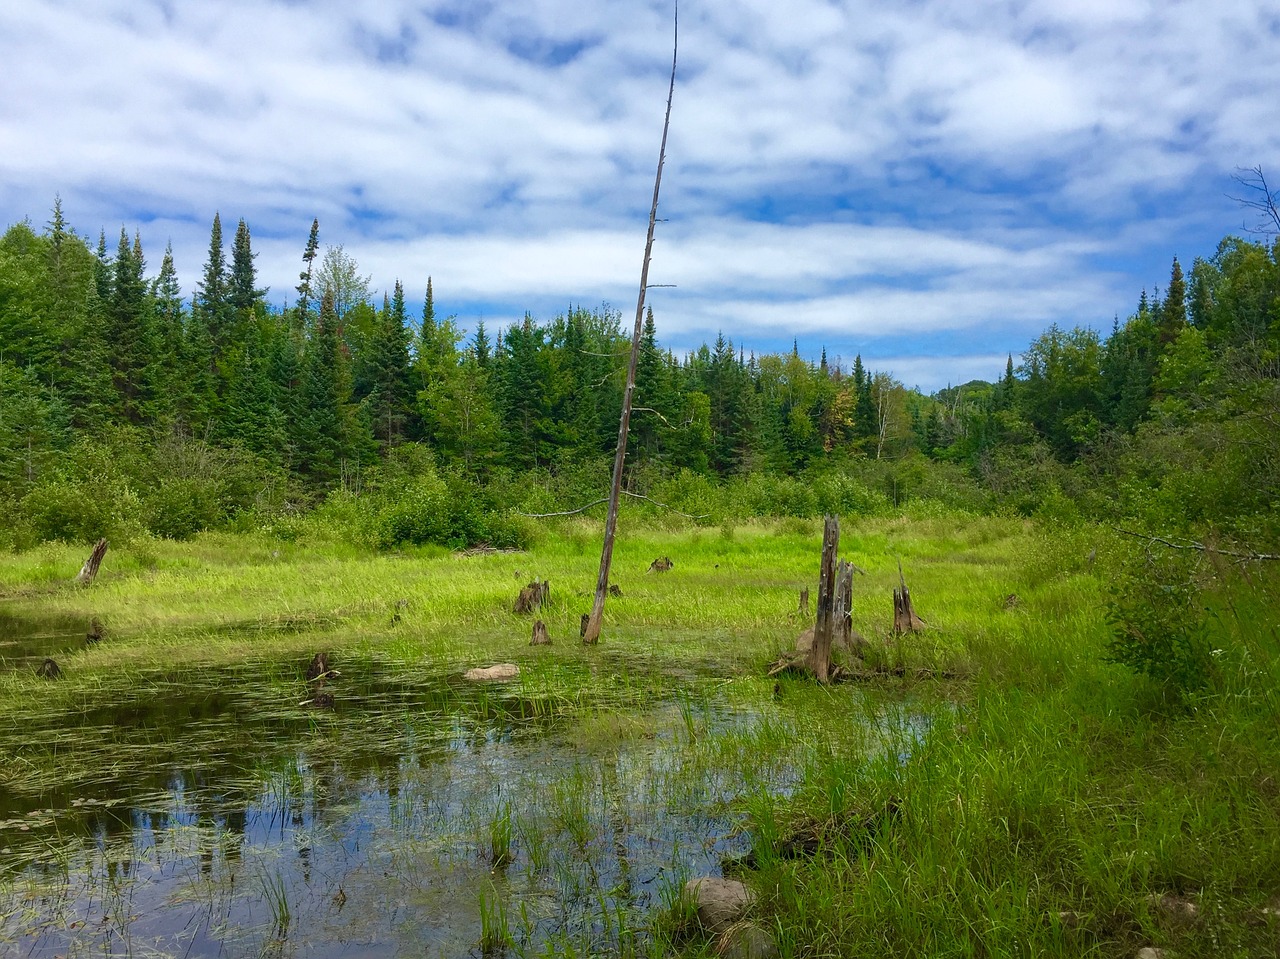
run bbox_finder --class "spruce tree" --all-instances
[295,218,320,330]
[194,213,231,356]
[107,227,150,421]
[1158,256,1187,345]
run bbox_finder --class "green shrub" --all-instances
[143,477,224,539]
[1106,548,1215,697]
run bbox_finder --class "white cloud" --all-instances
[2,0,1276,370]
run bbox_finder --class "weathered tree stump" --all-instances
[86,617,104,644]
[648,556,673,573]
[609,583,623,597]
[306,651,331,683]
[530,619,551,645]
[514,580,550,614]
[834,560,868,657]
[808,515,840,683]
[892,561,926,633]
[74,538,109,586]
[36,658,61,679]
[798,588,810,618]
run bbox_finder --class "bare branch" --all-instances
[518,499,609,518]
[631,406,692,430]
[1112,526,1280,562]
[621,489,709,519]
[1227,165,1280,237]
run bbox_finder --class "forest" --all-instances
[2,199,1279,958]
[1,199,1276,559]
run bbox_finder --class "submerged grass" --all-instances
[0,513,1276,957]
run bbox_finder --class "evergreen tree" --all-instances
[295,218,320,329]
[472,318,491,367]
[1158,256,1187,346]
[107,227,150,422]
[194,213,231,357]
[295,289,356,484]
[363,279,415,447]
[229,218,266,317]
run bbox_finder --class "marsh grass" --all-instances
[0,513,1276,957]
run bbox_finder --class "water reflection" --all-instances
[1,659,815,957]
[0,608,89,669]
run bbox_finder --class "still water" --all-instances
[0,655,816,958]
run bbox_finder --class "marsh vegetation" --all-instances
[1,515,1277,958]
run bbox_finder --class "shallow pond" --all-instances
[0,655,919,957]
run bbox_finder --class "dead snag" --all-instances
[36,658,62,679]
[531,619,551,646]
[798,588,810,618]
[648,556,674,573]
[74,538,109,586]
[808,515,840,683]
[834,560,867,657]
[514,580,550,614]
[306,651,331,683]
[892,560,926,634]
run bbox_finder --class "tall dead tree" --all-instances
[583,10,677,645]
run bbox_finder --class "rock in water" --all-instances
[464,664,520,681]
[683,877,755,934]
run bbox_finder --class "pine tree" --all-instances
[294,218,320,329]
[295,289,354,484]
[229,218,265,317]
[472,319,491,367]
[363,279,415,447]
[107,227,150,421]
[1158,256,1187,346]
[194,213,231,357]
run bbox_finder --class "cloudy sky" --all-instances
[3,0,1277,391]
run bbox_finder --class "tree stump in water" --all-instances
[530,619,551,645]
[306,651,331,683]
[647,556,673,573]
[86,617,104,644]
[36,658,61,679]
[514,580,550,614]
[892,561,926,633]
[74,538,109,586]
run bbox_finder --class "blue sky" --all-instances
[2,0,1277,392]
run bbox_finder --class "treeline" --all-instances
[1,201,1277,551]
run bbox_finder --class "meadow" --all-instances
[0,511,1277,958]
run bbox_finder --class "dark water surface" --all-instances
[0,657,813,958]
[0,608,92,669]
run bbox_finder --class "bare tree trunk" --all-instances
[582,12,677,645]
[807,516,840,682]
[74,538,109,586]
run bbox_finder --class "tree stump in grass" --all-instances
[531,619,551,645]
[892,561,926,633]
[647,556,673,573]
[74,538,108,585]
[580,613,590,638]
[797,588,810,618]
[514,580,549,614]
[36,658,62,679]
[609,583,623,597]
[86,617,104,644]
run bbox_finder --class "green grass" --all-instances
[0,512,1276,958]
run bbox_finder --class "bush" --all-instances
[143,477,224,539]
[1106,548,1215,697]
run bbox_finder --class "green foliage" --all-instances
[1106,548,1215,697]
